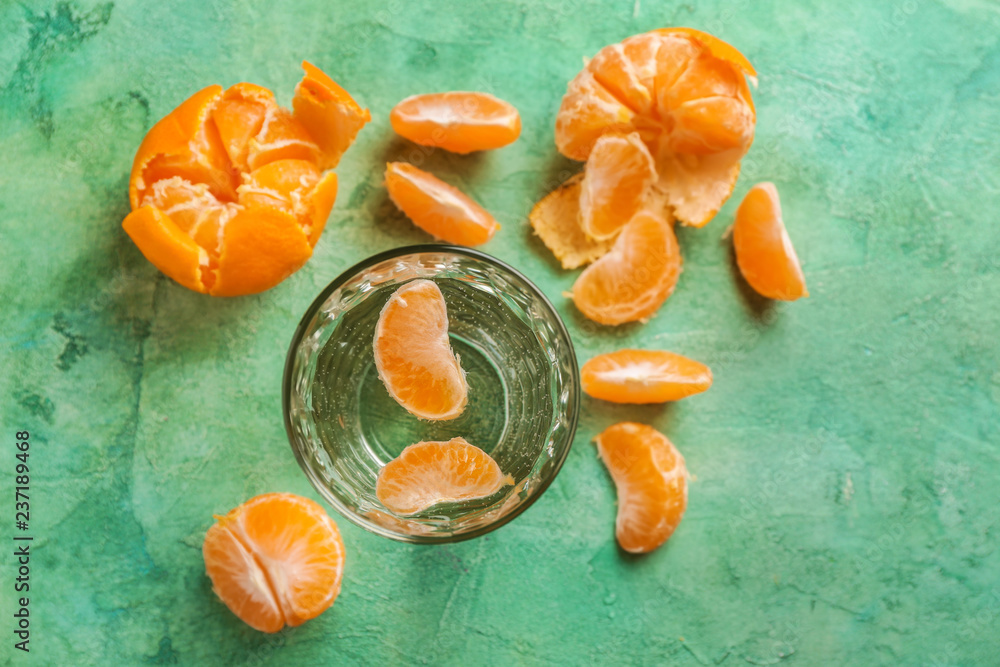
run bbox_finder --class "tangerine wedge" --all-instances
[571,210,682,325]
[130,84,237,206]
[210,82,275,173]
[594,422,688,553]
[529,174,614,269]
[124,61,368,296]
[390,92,521,154]
[732,182,808,301]
[376,437,511,515]
[246,105,319,171]
[555,69,637,164]
[142,177,238,257]
[581,349,712,403]
[555,28,756,227]
[238,159,337,244]
[385,162,499,246]
[580,132,658,241]
[373,279,468,420]
[203,493,345,633]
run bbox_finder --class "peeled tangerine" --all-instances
[390,92,521,154]
[203,493,345,633]
[385,162,500,246]
[376,438,512,515]
[373,279,468,420]
[582,349,712,403]
[571,210,682,325]
[124,62,370,296]
[595,423,688,553]
[555,28,757,228]
[733,182,808,300]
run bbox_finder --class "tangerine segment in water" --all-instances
[733,182,808,301]
[373,279,469,421]
[376,437,512,515]
[594,422,688,553]
[202,493,345,633]
[390,92,521,154]
[385,162,500,246]
[581,349,712,403]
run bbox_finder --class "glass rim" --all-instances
[282,243,581,544]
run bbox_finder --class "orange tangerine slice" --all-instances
[203,493,345,633]
[571,210,682,325]
[130,84,239,206]
[142,177,238,258]
[246,106,319,171]
[529,174,615,270]
[580,132,658,240]
[239,159,321,212]
[555,28,756,228]
[581,349,712,403]
[210,205,315,298]
[594,422,688,553]
[555,69,637,163]
[376,437,511,515]
[210,82,275,173]
[587,31,664,117]
[237,158,337,244]
[373,279,469,420]
[123,62,367,296]
[390,92,521,154]
[732,182,808,300]
[385,162,499,246]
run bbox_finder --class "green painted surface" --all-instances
[1,0,999,664]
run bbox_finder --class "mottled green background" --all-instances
[1,0,999,664]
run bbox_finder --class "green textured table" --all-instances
[2,0,999,664]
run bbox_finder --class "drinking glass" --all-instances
[283,245,580,543]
